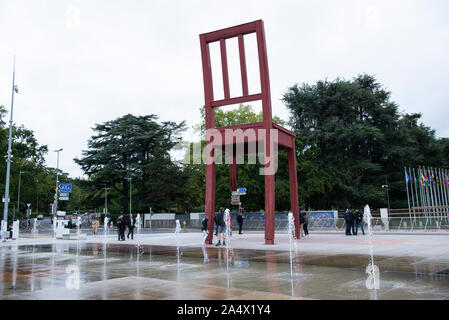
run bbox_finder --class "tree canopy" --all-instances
[74,114,186,213]
[283,74,447,209]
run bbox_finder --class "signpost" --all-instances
[231,187,246,212]
[231,194,240,205]
[59,184,72,194]
[237,188,247,195]
[58,184,72,201]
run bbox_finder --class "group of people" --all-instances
[344,209,365,236]
[116,214,136,241]
[200,207,245,246]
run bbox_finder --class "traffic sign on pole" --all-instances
[238,187,247,194]
[231,194,240,205]
[59,184,72,193]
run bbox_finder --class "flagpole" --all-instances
[404,167,412,223]
[422,166,430,219]
[443,169,449,220]
[439,168,445,220]
[428,166,436,220]
[432,167,440,220]
[433,167,438,219]
[418,166,424,218]
[444,169,449,219]
[2,56,16,241]
[413,167,420,220]
[431,167,438,220]
[433,168,443,219]
[408,167,415,226]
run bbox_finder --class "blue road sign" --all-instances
[238,187,247,194]
[59,184,72,193]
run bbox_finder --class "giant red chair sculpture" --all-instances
[200,20,300,245]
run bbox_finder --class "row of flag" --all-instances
[404,166,449,219]
[405,170,449,187]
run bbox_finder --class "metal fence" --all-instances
[305,216,449,232]
[188,216,449,232]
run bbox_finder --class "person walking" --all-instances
[237,210,244,234]
[201,215,208,244]
[215,208,226,246]
[116,216,122,241]
[92,219,99,236]
[344,209,352,236]
[117,215,126,241]
[303,212,309,236]
[215,207,224,236]
[355,209,365,235]
[127,214,136,240]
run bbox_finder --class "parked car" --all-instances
[37,215,44,220]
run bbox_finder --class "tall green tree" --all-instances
[74,114,186,213]
[283,74,446,209]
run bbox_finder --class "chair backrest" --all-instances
[199,20,273,131]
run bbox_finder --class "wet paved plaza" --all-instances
[1,231,449,300]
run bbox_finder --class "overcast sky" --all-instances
[1,0,448,178]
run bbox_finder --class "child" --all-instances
[201,216,208,244]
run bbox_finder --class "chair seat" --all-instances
[210,122,296,151]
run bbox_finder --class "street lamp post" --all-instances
[382,177,391,215]
[36,179,39,215]
[16,170,28,221]
[104,186,110,216]
[52,149,63,220]
[127,177,132,215]
[2,56,19,241]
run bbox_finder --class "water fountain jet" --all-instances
[364,204,379,299]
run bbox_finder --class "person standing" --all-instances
[92,219,99,236]
[350,209,357,235]
[355,209,365,235]
[344,209,352,236]
[237,210,244,234]
[215,208,226,246]
[215,207,224,236]
[127,214,136,239]
[229,216,233,236]
[299,211,305,237]
[117,215,126,241]
[303,212,309,236]
[116,216,122,241]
